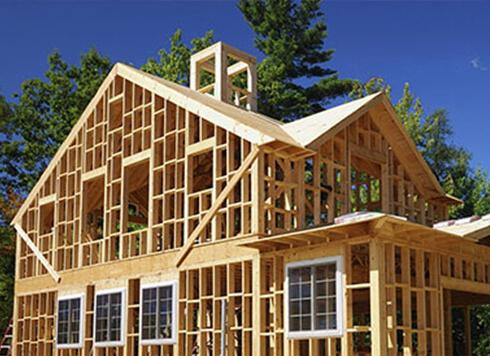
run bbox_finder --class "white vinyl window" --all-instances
[57,294,84,348]
[94,288,125,347]
[140,281,177,345]
[285,256,344,339]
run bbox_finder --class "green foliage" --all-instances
[472,305,490,355]
[141,29,214,85]
[350,77,391,100]
[1,49,112,194]
[0,232,14,331]
[239,0,354,120]
[471,168,490,216]
[0,97,15,331]
[394,85,490,218]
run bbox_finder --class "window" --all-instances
[140,281,177,345]
[285,256,343,339]
[57,294,84,348]
[94,288,125,346]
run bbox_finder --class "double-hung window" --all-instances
[140,281,177,344]
[285,256,343,339]
[57,294,84,348]
[94,288,125,346]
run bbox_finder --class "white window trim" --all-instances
[56,293,85,349]
[139,280,178,345]
[93,287,126,348]
[285,255,344,339]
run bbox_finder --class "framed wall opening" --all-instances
[189,150,213,193]
[39,201,55,236]
[82,175,105,242]
[123,160,150,233]
[350,155,382,213]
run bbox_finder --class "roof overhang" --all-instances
[240,213,474,252]
[283,92,460,205]
[436,215,490,241]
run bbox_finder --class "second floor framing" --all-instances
[13,63,458,281]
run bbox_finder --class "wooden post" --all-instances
[215,43,228,103]
[247,62,257,111]
[251,151,264,234]
[370,238,387,356]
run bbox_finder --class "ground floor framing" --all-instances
[13,216,490,355]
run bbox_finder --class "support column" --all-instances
[370,238,388,356]
[214,43,228,103]
[443,289,453,356]
[246,62,257,111]
[252,254,261,356]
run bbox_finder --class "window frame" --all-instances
[139,280,178,345]
[285,256,344,339]
[56,293,85,349]
[93,287,126,347]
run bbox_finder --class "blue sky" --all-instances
[1,1,489,173]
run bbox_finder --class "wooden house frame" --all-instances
[10,42,490,356]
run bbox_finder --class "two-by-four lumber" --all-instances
[175,146,260,267]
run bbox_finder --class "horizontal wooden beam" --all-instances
[441,276,490,295]
[122,149,151,167]
[175,146,260,267]
[200,61,249,77]
[38,194,56,207]
[14,224,60,283]
[81,166,105,182]
[185,137,216,156]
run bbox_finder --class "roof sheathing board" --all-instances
[436,216,490,241]
[282,92,383,148]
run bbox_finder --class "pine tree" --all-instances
[239,0,354,120]
[141,29,214,85]
[1,49,112,194]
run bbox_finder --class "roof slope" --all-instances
[283,92,383,147]
[436,215,490,240]
[12,64,456,224]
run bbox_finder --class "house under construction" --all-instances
[10,42,490,355]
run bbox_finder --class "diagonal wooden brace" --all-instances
[14,224,61,283]
[175,146,260,267]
